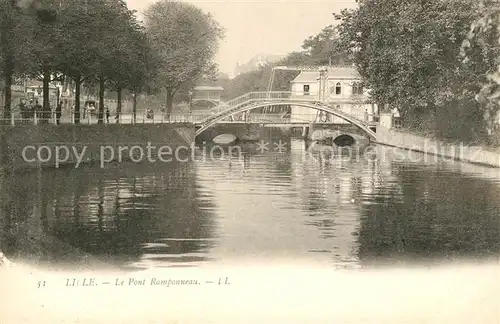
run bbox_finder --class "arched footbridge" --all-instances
[192,91,378,140]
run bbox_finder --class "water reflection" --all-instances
[0,162,218,270]
[0,134,499,270]
[358,162,500,266]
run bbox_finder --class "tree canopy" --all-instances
[460,0,500,137]
[334,0,500,142]
[2,0,220,123]
[144,0,224,116]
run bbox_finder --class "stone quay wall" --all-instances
[375,126,500,168]
[0,124,195,171]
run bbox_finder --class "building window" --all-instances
[303,85,310,95]
[335,82,342,95]
[352,83,364,95]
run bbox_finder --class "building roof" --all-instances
[290,71,320,83]
[194,85,224,91]
[291,65,361,83]
[325,65,360,79]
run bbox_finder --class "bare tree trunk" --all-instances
[42,68,51,124]
[116,87,122,124]
[2,61,13,124]
[132,90,137,123]
[74,77,81,124]
[165,88,174,119]
[1,2,14,125]
[98,74,105,124]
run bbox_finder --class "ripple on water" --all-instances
[0,142,499,270]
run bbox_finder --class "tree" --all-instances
[460,0,500,138]
[0,0,36,122]
[57,0,103,124]
[123,29,158,123]
[98,0,146,124]
[91,0,132,124]
[301,25,352,66]
[58,0,146,124]
[335,0,491,141]
[0,0,18,123]
[27,0,62,122]
[144,0,224,118]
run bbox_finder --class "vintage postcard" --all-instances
[0,0,499,323]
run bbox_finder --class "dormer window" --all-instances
[335,82,342,95]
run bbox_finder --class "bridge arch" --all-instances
[333,134,356,147]
[195,101,377,140]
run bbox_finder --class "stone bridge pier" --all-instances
[307,124,371,146]
[195,124,263,144]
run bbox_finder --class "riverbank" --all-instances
[0,124,194,172]
[375,126,500,168]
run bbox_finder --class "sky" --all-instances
[125,0,358,76]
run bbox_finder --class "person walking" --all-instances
[27,100,34,118]
[56,101,62,125]
[34,100,42,119]
[19,99,27,119]
[105,107,110,124]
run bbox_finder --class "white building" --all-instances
[290,66,377,124]
[290,71,321,123]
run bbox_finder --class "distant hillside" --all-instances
[233,53,286,77]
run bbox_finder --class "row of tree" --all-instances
[0,0,223,123]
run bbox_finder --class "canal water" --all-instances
[0,133,499,271]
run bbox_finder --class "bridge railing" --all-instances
[204,92,372,116]
[205,112,379,124]
[1,91,378,126]
[0,112,199,126]
[0,112,380,126]
[205,91,319,115]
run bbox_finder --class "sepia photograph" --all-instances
[0,0,499,323]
